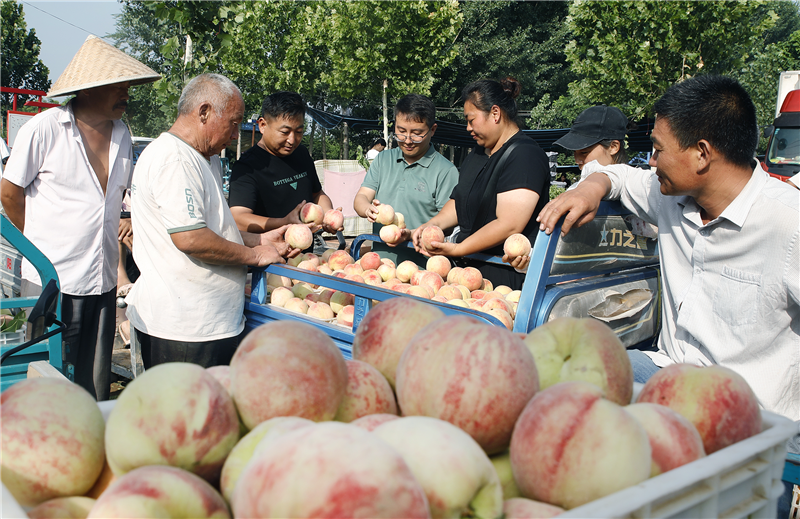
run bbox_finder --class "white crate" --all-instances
[1,403,796,518]
[0,324,26,346]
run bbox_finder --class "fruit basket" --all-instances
[2,400,795,519]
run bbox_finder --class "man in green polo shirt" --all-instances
[353,94,459,266]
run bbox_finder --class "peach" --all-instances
[352,297,445,388]
[231,423,429,518]
[393,283,412,294]
[266,273,292,288]
[1,381,101,507]
[362,270,383,286]
[327,250,354,270]
[374,416,503,518]
[283,297,309,314]
[28,496,96,519]
[230,321,348,428]
[420,225,445,252]
[510,381,651,510]
[409,270,425,286]
[392,212,407,229]
[503,498,564,519]
[285,223,313,250]
[625,402,706,476]
[351,413,400,432]
[296,259,318,272]
[105,363,239,484]
[487,308,514,330]
[300,202,324,225]
[495,285,513,296]
[447,266,463,284]
[87,466,229,518]
[381,257,396,268]
[321,248,335,263]
[84,458,116,500]
[359,251,382,271]
[220,416,314,504]
[343,263,364,275]
[317,263,334,275]
[506,290,521,303]
[304,292,320,304]
[379,224,403,245]
[407,285,432,299]
[269,286,293,307]
[307,301,335,320]
[323,208,344,229]
[471,289,488,299]
[302,252,320,265]
[431,295,448,302]
[376,203,396,225]
[335,360,399,422]
[426,255,451,279]
[382,277,402,289]
[437,285,463,300]
[523,317,633,406]
[490,452,521,499]
[484,297,515,318]
[336,305,356,327]
[329,291,355,313]
[447,299,470,308]
[1,377,106,507]
[458,266,483,291]
[377,263,396,281]
[291,283,315,300]
[205,365,232,395]
[287,254,304,267]
[345,273,365,284]
[396,315,539,454]
[503,234,532,258]
[318,288,335,305]
[418,271,444,293]
[395,260,419,283]
[455,284,472,300]
[481,279,494,292]
[636,363,761,454]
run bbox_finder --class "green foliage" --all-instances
[0,1,50,113]
[0,309,26,334]
[565,1,776,120]
[549,184,566,200]
[430,1,574,112]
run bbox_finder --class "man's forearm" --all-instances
[353,194,372,218]
[0,179,25,231]
[233,212,287,233]
[171,227,257,265]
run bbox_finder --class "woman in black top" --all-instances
[411,77,550,290]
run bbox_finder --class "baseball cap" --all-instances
[553,105,629,151]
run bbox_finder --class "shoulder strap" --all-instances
[472,139,521,230]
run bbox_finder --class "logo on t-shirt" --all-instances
[274,171,308,190]
[185,188,196,218]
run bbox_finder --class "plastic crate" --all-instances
[0,324,25,345]
[0,238,23,296]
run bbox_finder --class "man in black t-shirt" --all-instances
[229,91,340,235]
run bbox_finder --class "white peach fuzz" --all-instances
[327,250,354,270]
[426,255,451,279]
[510,381,651,510]
[636,363,761,454]
[219,416,314,503]
[350,413,401,431]
[300,202,324,225]
[323,208,344,229]
[396,315,539,454]
[285,223,313,250]
[420,225,445,252]
[1,378,105,507]
[379,224,403,245]
[503,234,532,258]
[395,260,419,283]
[377,263,396,281]
[392,212,407,229]
[336,305,356,327]
[87,466,230,518]
[334,359,398,422]
[457,266,483,291]
[376,203,396,225]
[359,251,382,271]
[625,402,706,476]
[269,286,293,307]
[205,365,232,395]
[231,422,430,518]
[27,495,96,519]
[352,297,444,388]
[523,317,633,406]
[374,416,503,518]
[104,363,239,484]
[503,497,564,519]
[230,321,348,429]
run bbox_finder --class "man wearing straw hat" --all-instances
[0,35,160,400]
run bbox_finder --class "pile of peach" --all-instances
[265,249,521,329]
[2,311,763,518]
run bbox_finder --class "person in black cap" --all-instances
[553,105,637,170]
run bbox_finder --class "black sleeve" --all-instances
[228,161,258,210]
[495,142,550,196]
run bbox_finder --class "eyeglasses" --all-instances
[393,129,431,144]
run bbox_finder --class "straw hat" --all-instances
[47,35,161,98]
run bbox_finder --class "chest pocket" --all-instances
[712,266,761,326]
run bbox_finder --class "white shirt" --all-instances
[582,160,800,420]
[125,133,246,342]
[2,103,131,295]
[366,148,380,160]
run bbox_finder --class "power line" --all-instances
[21,1,113,42]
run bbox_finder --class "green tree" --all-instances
[430,1,575,115]
[564,0,776,120]
[1,1,50,115]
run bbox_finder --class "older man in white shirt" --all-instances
[0,35,160,400]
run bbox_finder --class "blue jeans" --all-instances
[627,349,661,384]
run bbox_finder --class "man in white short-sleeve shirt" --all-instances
[126,73,294,368]
[0,35,160,400]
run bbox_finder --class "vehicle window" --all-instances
[767,127,800,166]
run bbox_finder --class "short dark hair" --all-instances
[653,75,758,167]
[394,94,436,129]
[261,91,305,120]
[371,138,386,148]
[462,77,521,121]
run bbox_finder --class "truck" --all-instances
[761,71,800,182]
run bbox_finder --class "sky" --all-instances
[20,0,123,93]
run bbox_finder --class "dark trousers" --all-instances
[61,289,117,401]
[136,328,245,369]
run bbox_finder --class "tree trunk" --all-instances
[309,120,316,160]
[322,127,327,160]
[343,121,349,160]
[383,78,389,149]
